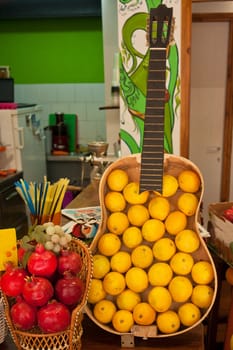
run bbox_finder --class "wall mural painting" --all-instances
[118,0,181,156]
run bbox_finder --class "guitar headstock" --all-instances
[147,4,173,49]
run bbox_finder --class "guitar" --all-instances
[86,4,217,338]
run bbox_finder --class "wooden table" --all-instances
[62,183,205,350]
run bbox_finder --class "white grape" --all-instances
[45,241,54,251]
[51,234,60,243]
[59,236,68,246]
[54,225,63,235]
[46,226,56,236]
[65,233,72,242]
[53,244,61,254]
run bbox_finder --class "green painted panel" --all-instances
[0,18,104,83]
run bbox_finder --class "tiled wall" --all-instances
[15,83,107,148]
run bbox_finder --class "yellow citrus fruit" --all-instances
[107,212,129,235]
[157,310,180,334]
[98,233,121,256]
[103,271,126,296]
[178,170,201,193]
[191,285,214,308]
[107,169,129,192]
[104,191,126,212]
[148,196,170,220]
[123,182,149,204]
[165,210,187,235]
[133,302,156,326]
[148,286,172,312]
[127,204,150,227]
[191,261,214,284]
[122,226,143,249]
[131,245,153,269]
[177,193,199,216]
[110,251,132,273]
[141,219,165,242]
[125,267,148,293]
[175,229,200,253]
[225,267,233,285]
[162,174,179,197]
[148,262,173,286]
[88,279,106,304]
[93,299,117,324]
[112,310,134,333]
[170,252,194,275]
[93,254,111,279]
[116,289,141,311]
[168,276,193,303]
[178,302,201,327]
[152,238,176,261]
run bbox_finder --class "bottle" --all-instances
[52,113,68,152]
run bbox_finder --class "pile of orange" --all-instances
[88,167,215,335]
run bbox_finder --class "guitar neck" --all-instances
[140,48,167,193]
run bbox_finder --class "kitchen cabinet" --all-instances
[0,171,28,239]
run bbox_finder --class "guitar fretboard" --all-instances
[140,49,167,193]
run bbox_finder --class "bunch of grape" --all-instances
[22,222,72,254]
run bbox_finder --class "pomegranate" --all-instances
[37,300,71,333]
[1,264,27,297]
[57,250,82,275]
[27,243,58,278]
[55,274,84,306]
[11,297,37,330]
[22,276,54,307]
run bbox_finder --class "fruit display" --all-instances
[0,223,92,343]
[86,153,217,337]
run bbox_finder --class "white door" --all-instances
[189,21,229,227]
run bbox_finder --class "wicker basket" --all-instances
[2,238,93,350]
[0,295,7,344]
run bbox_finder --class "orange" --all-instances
[162,174,179,197]
[178,302,201,327]
[93,254,111,279]
[88,279,106,304]
[122,226,143,249]
[107,212,129,235]
[104,191,126,212]
[103,271,126,296]
[125,267,148,293]
[152,238,176,261]
[98,233,121,256]
[178,170,201,193]
[123,182,149,204]
[177,193,199,216]
[110,251,132,273]
[131,245,153,269]
[93,299,117,324]
[116,289,141,311]
[225,267,233,285]
[165,210,187,235]
[191,285,214,309]
[107,169,129,192]
[191,261,214,285]
[156,310,180,334]
[133,302,156,326]
[127,204,150,227]
[148,262,173,286]
[168,276,193,303]
[141,218,165,242]
[170,252,194,275]
[148,196,170,221]
[175,229,200,253]
[112,310,134,333]
[148,286,172,312]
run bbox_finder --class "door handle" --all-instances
[206,146,221,153]
[17,127,24,149]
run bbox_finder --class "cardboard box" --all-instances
[208,202,233,265]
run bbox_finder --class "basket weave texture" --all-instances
[2,238,93,350]
[0,296,7,344]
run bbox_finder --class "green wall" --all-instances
[0,18,104,84]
